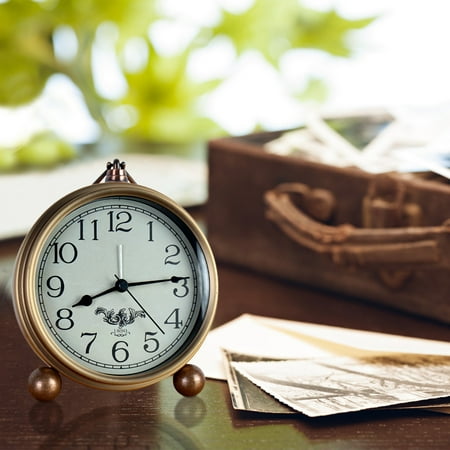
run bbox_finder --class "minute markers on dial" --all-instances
[72,276,190,307]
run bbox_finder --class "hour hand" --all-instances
[73,295,94,307]
[72,285,116,307]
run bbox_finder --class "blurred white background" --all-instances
[1,0,449,144]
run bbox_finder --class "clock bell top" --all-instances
[94,159,136,184]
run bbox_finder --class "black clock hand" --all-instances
[127,276,189,288]
[72,276,189,307]
[72,285,118,307]
[124,286,165,334]
[114,275,165,334]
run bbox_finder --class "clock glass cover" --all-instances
[30,192,212,384]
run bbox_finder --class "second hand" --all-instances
[114,275,165,334]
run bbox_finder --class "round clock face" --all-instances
[14,184,216,389]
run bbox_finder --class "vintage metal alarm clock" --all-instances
[13,160,218,400]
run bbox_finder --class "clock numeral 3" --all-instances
[173,279,189,298]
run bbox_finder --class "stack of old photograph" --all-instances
[194,314,450,417]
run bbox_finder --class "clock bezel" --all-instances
[13,182,218,391]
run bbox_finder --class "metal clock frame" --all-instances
[13,181,218,391]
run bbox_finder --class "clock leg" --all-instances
[28,367,62,402]
[173,364,205,397]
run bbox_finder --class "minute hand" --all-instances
[127,276,188,288]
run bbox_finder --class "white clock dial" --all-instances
[35,195,209,377]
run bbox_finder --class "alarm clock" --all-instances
[13,160,218,400]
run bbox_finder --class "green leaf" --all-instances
[292,8,376,57]
[0,148,18,172]
[126,106,223,143]
[211,1,376,63]
[211,0,301,65]
[16,132,76,167]
[0,50,50,106]
[120,44,223,142]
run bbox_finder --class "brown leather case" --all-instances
[208,131,450,323]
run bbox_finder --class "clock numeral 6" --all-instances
[112,340,129,363]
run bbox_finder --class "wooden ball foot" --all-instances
[28,367,62,402]
[173,364,205,397]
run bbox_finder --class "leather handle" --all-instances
[264,183,450,268]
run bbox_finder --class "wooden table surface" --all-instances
[1,236,449,449]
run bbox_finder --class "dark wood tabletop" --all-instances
[1,235,449,449]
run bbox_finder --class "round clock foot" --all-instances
[173,364,205,397]
[28,367,62,402]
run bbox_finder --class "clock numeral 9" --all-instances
[46,275,65,298]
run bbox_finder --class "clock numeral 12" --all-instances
[108,211,132,232]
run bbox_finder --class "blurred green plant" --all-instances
[0,0,374,170]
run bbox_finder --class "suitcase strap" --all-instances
[264,182,450,270]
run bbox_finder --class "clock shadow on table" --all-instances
[27,386,207,449]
